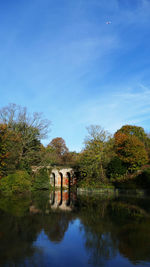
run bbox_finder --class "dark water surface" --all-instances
[0,190,150,267]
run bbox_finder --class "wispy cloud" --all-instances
[72,84,150,133]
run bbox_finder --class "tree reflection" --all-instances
[43,213,73,242]
[118,221,150,263]
[77,195,117,266]
[0,211,40,265]
[77,194,150,266]
[108,199,150,263]
[0,192,150,266]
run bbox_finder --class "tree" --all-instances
[0,104,51,173]
[78,125,113,183]
[0,124,22,177]
[106,156,127,179]
[62,151,79,167]
[39,145,59,166]
[114,131,148,171]
[0,103,50,139]
[0,170,32,195]
[32,168,51,190]
[47,137,69,165]
[48,137,68,155]
[0,124,9,178]
[115,125,147,143]
[115,125,150,159]
[84,125,111,145]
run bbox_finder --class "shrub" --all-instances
[106,157,127,179]
[32,168,51,190]
[0,170,32,195]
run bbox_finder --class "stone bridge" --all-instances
[32,166,76,188]
[50,168,76,188]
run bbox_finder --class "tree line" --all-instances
[77,124,150,188]
[0,103,150,193]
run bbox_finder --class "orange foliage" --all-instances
[114,131,148,170]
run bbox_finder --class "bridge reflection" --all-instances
[50,189,76,211]
[29,189,76,214]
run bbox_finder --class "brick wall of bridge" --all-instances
[50,168,76,188]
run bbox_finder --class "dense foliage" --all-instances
[114,131,148,171]
[77,126,114,185]
[32,168,51,191]
[76,125,150,188]
[106,156,127,179]
[0,170,32,195]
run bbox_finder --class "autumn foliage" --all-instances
[0,104,150,191]
[0,124,23,178]
[114,128,148,171]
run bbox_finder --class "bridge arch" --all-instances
[49,168,76,188]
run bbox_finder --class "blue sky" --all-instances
[0,0,150,151]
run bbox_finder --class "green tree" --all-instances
[78,125,113,184]
[106,156,127,179]
[32,168,51,191]
[0,170,32,195]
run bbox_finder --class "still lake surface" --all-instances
[0,190,150,267]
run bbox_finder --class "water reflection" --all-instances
[0,191,150,266]
[78,195,150,266]
[50,189,76,211]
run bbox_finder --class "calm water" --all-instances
[0,190,150,267]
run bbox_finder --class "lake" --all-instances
[0,190,150,267]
